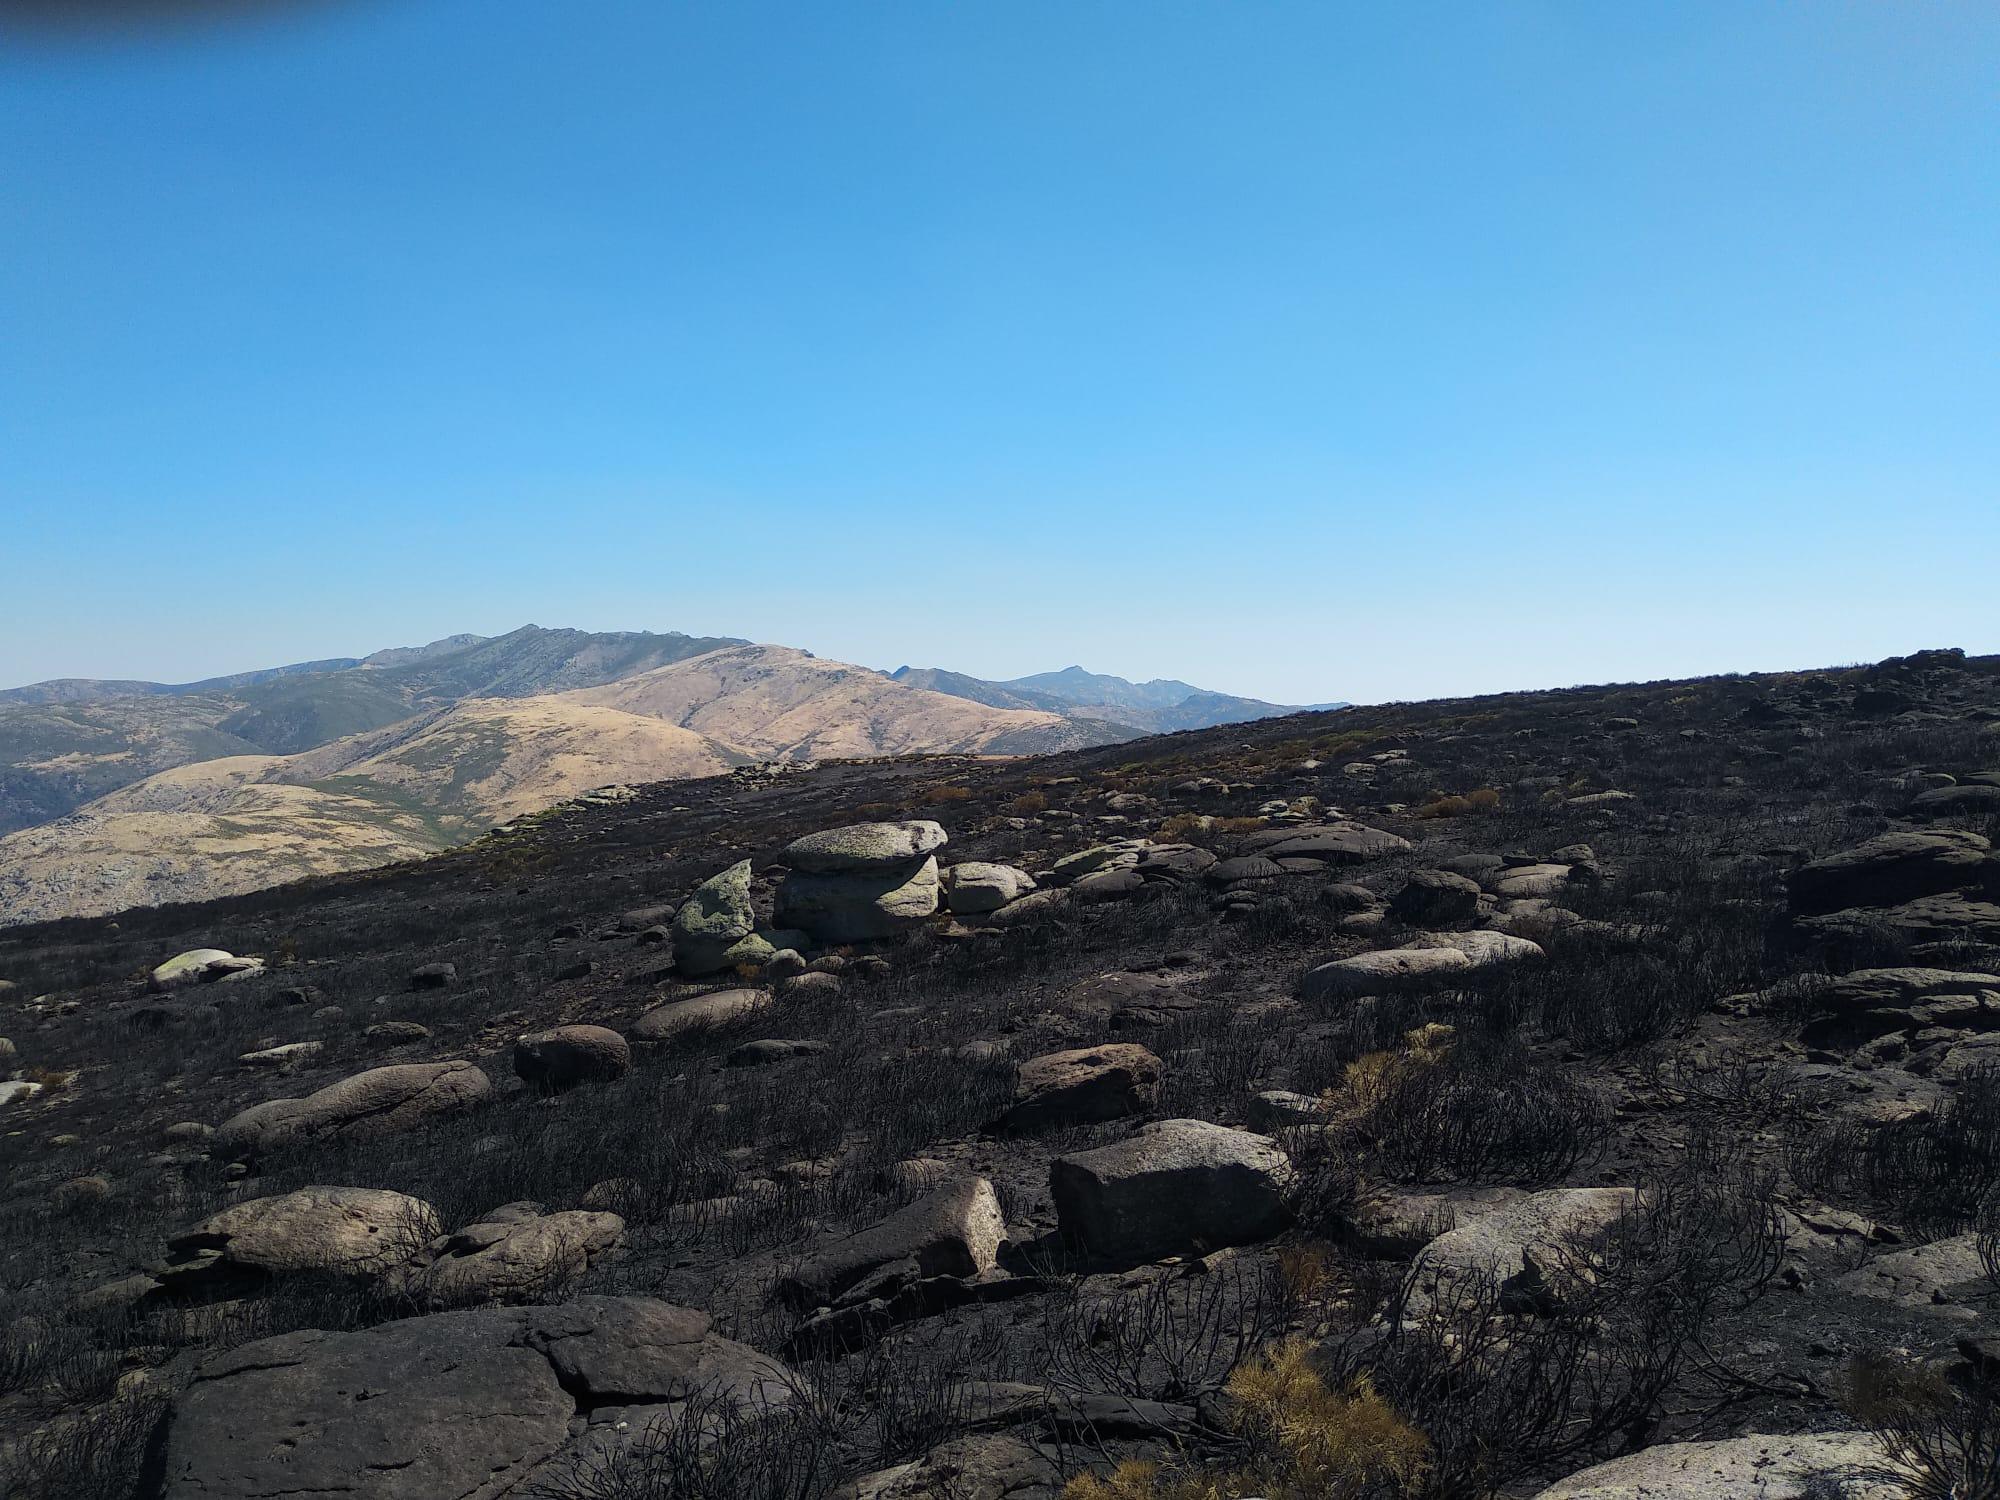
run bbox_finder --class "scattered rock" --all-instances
[1242,823,1411,862]
[942,862,1039,914]
[402,1202,625,1305]
[364,1020,432,1047]
[1389,870,1482,925]
[725,1037,829,1067]
[1050,1119,1292,1263]
[216,1060,494,1157]
[158,1186,440,1291]
[778,1177,1006,1310]
[514,1025,632,1090]
[629,987,770,1043]
[1302,931,1543,1000]
[987,1044,1162,1134]
[1529,1431,1899,1499]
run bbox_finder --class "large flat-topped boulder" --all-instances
[156,1297,789,1500]
[215,1060,493,1157]
[1788,828,1992,915]
[1050,1119,1291,1263]
[785,820,948,874]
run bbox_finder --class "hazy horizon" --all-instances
[5,2,1996,701]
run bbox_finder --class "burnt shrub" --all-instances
[1842,1351,2000,1500]
[1331,1149,1782,1496]
[1791,1063,2000,1238]
[1345,1034,1611,1186]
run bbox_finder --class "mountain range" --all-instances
[0,627,1335,924]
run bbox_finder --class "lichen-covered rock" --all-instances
[150,949,261,991]
[671,860,758,976]
[941,861,1037,914]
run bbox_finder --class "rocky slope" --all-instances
[2,645,1996,1499]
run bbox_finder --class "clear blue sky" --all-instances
[2,2,1994,704]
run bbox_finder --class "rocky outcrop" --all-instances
[1788,829,1993,916]
[776,822,947,941]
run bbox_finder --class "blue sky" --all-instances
[2,2,1995,704]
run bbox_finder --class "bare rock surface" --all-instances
[157,1296,789,1500]
[1530,1430,1903,1498]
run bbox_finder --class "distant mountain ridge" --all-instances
[0,626,749,836]
[889,663,1344,735]
[0,628,1341,924]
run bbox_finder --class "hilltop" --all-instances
[2,646,1998,1498]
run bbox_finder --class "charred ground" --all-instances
[4,648,2000,1498]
